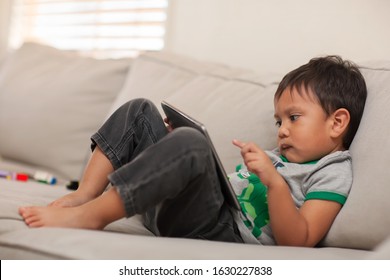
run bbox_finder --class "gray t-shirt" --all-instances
[229,149,352,245]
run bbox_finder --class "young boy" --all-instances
[19,55,367,247]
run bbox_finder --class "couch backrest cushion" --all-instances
[0,43,131,179]
[107,52,200,117]
[322,61,390,250]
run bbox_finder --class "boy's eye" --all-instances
[275,120,282,127]
[290,115,299,121]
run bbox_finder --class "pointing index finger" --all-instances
[232,139,246,149]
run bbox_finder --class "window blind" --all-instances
[10,0,168,58]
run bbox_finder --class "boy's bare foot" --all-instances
[19,188,126,230]
[18,205,104,229]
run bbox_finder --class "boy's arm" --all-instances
[266,176,342,247]
[233,140,342,247]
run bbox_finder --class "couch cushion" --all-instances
[0,226,369,259]
[322,61,390,250]
[107,51,260,116]
[107,52,200,116]
[0,179,368,260]
[0,164,368,260]
[0,43,132,180]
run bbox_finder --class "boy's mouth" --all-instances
[280,144,292,152]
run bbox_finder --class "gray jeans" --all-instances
[91,98,243,242]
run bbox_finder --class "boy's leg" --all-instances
[51,98,167,207]
[91,102,242,242]
[20,98,168,227]
[21,99,242,242]
[109,127,243,243]
[20,127,242,242]
[50,146,113,207]
[91,98,168,171]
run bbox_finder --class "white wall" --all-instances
[165,0,390,75]
[0,0,12,60]
[1,0,389,75]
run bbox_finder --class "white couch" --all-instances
[0,43,389,259]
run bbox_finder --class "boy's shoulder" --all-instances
[269,149,353,206]
[266,149,352,181]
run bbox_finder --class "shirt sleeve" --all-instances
[304,152,353,205]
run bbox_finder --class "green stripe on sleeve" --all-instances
[305,191,347,205]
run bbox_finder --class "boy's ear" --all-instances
[330,108,350,138]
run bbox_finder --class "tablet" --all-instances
[161,100,241,210]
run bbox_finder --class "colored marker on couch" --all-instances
[32,171,57,185]
[0,170,29,182]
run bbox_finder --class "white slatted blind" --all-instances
[10,0,168,58]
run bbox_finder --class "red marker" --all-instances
[0,170,29,182]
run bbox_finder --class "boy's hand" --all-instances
[232,139,279,187]
[164,117,174,132]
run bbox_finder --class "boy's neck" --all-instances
[280,155,318,165]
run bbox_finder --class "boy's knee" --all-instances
[171,127,209,150]
[121,98,154,112]
[115,98,160,122]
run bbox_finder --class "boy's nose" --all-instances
[278,125,289,138]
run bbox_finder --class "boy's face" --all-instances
[274,87,343,163]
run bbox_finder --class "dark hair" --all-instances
[274,55,367,149]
